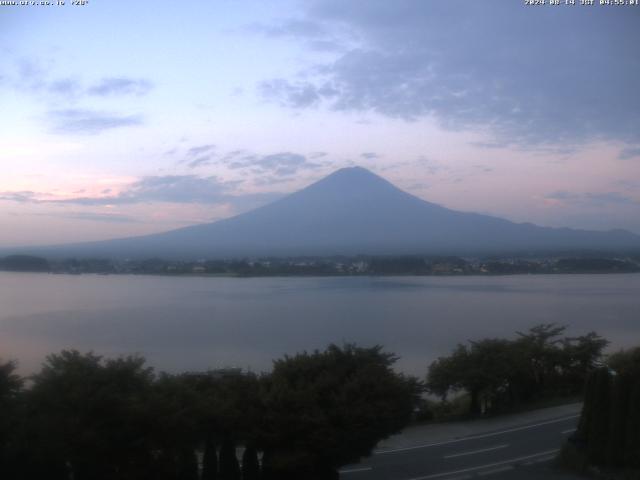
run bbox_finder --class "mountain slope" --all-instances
[12,167,640,258]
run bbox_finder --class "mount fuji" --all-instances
[11,167,640,258]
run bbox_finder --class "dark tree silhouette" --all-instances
[219,437,241,480]
[259,344,422,479]
[26,351,156,480]
[241,444,261,480]
[428,325,608,415]
[201,435,218,480]
[570,346,640,470]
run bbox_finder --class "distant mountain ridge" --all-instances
[7,167,640,258]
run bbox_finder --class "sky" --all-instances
[1,0,639,247]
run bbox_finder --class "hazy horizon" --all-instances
[1,1,639,248]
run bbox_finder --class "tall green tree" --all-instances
[427,340,523,414]
[515,323,566,397]
[427,325,608,416]
[259,344,422,479]
[26,351,156,480]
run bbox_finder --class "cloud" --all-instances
[187,144,215,156]
[259,79,324,108]
[360,152,379,160]
[182,144,216,168]
[252,18,329,39]
[546,191,639,207]
[36,211,141,224]
[251,17,349,53]
[618,147,640,160]
[259,1,640,147]
[0,176,283,214]
[47,109,144,135]
[253,175,295,187]
[9,59,152,135]
[87,77,153,96]
[57,176,232,205]
[187,156,214,169]
[224,152,324,176]
[0,191,38,203]
[616,180,640,192]
[473,164,493,173]
[47,78,81,96]
[12,59,153,100]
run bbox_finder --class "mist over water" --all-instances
[1,272,638,376]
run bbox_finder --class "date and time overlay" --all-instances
[1,0,639,7]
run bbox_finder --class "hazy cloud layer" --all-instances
[7,58,152,135]
[224,151,325,177]
[36,211,141,224]
[0,176,282,212]
[12,59,154,100]
[546,191,639,207]
[619,147,640,160]
[47,109,144,135]
[186,156,214,169]
[252,18,329,39]
[0,191,38,203]
[259,79,327,108]
[259,1,640,147]
[87,77,153,97]
[187,144,215,156]
[61,176,232,205]
[250,18,346,52]
[183,144,216,168]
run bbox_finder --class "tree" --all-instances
[426,346,466,401]
[625,380,640,469]
[148,373,202,479]
[609,347,640,468]
[606,372,632,466]
[0,360,23,478]
[585,368,611,465]
[259,344,422,479]
[427,340,522,414]
[515,323,567,397]
[427,325,608,416]
[201,435,218,480]
[219,437,241,480]
[573,347,640,470]
[241,444,261,480]
[25,350,156,480]
[559,332,609,393]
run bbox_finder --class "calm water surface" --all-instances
[1,272,638,375]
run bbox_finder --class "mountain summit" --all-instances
[18,167,640,258]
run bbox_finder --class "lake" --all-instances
[1,272,639,376]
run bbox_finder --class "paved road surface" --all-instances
[339,404,584,480]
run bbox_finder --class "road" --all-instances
[339,404,584,480]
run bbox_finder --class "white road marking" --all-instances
[405,449,560,480]
[444,444,508,459]
[375,414,579,455]
[477,465,513,476]
[339,466,373,474]
[561,428,576,434]
[522,454,557,466]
